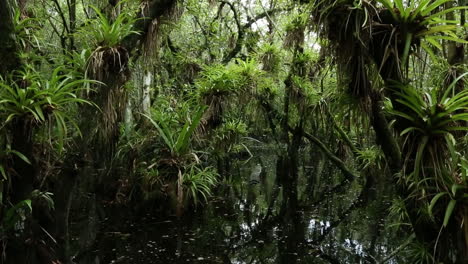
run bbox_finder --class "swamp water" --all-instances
[76,146,401,264]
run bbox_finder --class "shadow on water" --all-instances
[75,144,399,264]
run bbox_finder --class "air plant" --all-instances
[196,64,240,98]
[13,9,41,50]
[374,0,468,70]
[0,66,95,150]
[386,73,468,182]
[181,166,218,205]
[143,106,205,160]
[258,43,283,73]
[84,5,140,49]
[212,119,248,155]
[284,13,308,48]
[233,58,264,94]
[82,4,140,80]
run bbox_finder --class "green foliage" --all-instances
[405,239,434,264]
[376,0,468,64]
[0,147,30,180]
[387,72,468,238]
[196,59,264,98]
[257,77,280,98]
[66,49,92,77]
[284,13,308,48]
[181,166,218,205]
[82,4,140,48]
[356,146,384,170]
[212,119,248,155]
[13,9,41,49]
[31,190,54,211]
[377,0,466,25]
[233,58,264,91]
[2,0,468,260]
[386,73,468,180]
[428,151,468,228]
[291,75,320,107]
[196,64,240,97]
[0,66,95,149]
[388,198,411,228]
[1,199,32,233]
[144,106,205,157]
[258,43,283,73]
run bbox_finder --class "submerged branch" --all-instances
[329,114,359,155]
[301,130,358,181]
[377,235,413,264]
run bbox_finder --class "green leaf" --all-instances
[414,136,428,180]
[421,41,438,61]
[421,0,453,16]
[429,191,447,216]
[442,72,468,102]
[443,199,456,227]
[425,6,468,23]
[410,0,432,19]
[451,184,464,197]
[175,107,205,154]
[416,25,457,37]
[401,32,413,68]
[0,166,7,180]
[10,150,31,164]
[142,113,175,153]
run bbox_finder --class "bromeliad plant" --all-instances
[211,119,249,156]
[387,73,468,246]
[83,4,140,48]
[181,166,218,206]
[82,3,140,81]
[13,9,41,50]
[143,106,206,162]
[374,0,468,69]
[0,66,95,148]
[428,154,468,228]
[143,106,216,214]
[387,73,468,181]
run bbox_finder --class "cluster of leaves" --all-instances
[195,59,264,98]
[144,105,205,159]
[181,166,218,205]
[387,74,468,180]
[284,13,309,48]
[376,0,468,65]
[0,66,94,148]
[258,43,283,74]
[387,73,468,231]
[13,9,41,50]
[81,4,140,48]
[212,119,249,155]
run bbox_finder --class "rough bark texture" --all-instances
[0,0,21,76]
[123,0,178,53]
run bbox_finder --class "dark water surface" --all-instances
[77,147,400,264]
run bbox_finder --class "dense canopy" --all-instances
[0,0,467,263]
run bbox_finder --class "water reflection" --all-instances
[78,147,401,264]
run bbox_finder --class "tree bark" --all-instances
[0,0,21,76]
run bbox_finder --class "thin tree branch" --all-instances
[223,4,289,63]
[302,130,359,181]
